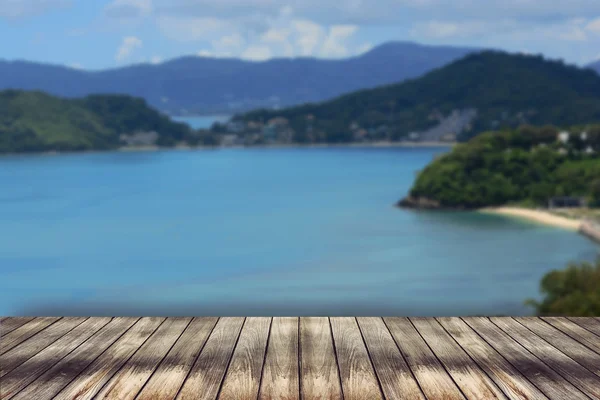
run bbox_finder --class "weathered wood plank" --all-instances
[299,317,343,400]
[1,317,114,400]
[258,317,300,400]
[568,317,600,338]
[136,317,219,400]
[176,317,245,400]
[544,317,600,355]
[50,317,164,400]
[464,317,589,400]
[95,317,192,399]
[0,317,60,355]
[384,317,466,400]
[218,317,271,400]
[411,317,507,399]
[330,317,383,400]
[438,317,547,400]
[357,317,424,400]
[517,317,600,378]
[0,318,35,336]
[491,317,600,399]
[1,317,87,378]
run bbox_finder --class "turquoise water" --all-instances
[0,147,597,316]
[172,115,230,129]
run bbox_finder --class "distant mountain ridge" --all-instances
[232,51,600,143]
[0,42,478,115]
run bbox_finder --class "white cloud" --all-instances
[69,62,83,69]
[0,0,70,19]
[116,36,143,61]
[241,45,272,61]
[356,42,373,54]
[293,20,325,56]
[150,55,162,64]
[320,25,358,57]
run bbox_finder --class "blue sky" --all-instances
[3,0,600,70]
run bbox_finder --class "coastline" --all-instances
[0,141,455,158]
[479,207,582,231]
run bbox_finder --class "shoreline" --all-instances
[0,141,455,158]
[479,207,582,231]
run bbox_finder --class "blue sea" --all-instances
[172,115,230,129]
[0,146,597,316]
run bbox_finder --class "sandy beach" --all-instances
[480,207,582,231]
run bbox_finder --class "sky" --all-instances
[3,0,600,70]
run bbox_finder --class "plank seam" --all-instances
[328,317,346,400]
[5,317,120,400]
[1,317,64,356]
[215,317,248,400]
[172,317,221,400]
[353,317,387,400]
[132,317,195,400]
[78,317,168,399]
[377,318,427,400]
[511,317,600,383]
[255,317,274,400]
[484,317,591,400]
[408,318,474,400]
[0,318,35,336]
[1,317,90,378]
[297,317,303,400]
[545,318,600,356]
[566,317,600,339]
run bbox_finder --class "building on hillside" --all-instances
[267,117,289,127]
[119,131,159,147]
[581,131,588,141]
[548,196,587,209]
[558,131,570,143]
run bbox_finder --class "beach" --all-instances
[480,207,582,231]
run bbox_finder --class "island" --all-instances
[0,90,219,154]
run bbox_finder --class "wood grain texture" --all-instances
[258,317,300,400]
[51,317,164,400]
[384,317,466,400]
[357,317,424,400]
[411,317,507,400]
[544,317,600,355]
[0,317,86,378]
[0,318,35,336]
[1,317,113,400]
[516,317,600,378]
[299,317,343,400]
[0,317,60,355]
[136,317,219,400]
[218,317,271,400]
[568,317,600,338]
[491,317,600,399]
[464,317,589,400]
[437,317,547,400]
[95,317,191,399]
[330,317,383,400]
[176,317,245,400]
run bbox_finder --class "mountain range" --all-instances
[235,51,600,143]
[0,42,478,115]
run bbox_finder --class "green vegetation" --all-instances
[527,259,600,316]
[404,124,600,209]
[230,51,600,143]
[0,90,217,153]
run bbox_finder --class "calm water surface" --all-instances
[172,115,230,129]
[0,146,597,316]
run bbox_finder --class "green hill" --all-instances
[399,124,600,209]
[231,51,600,143]
[0,90,202,153]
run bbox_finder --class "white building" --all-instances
[558,131,570,143]
[581,132,588,141]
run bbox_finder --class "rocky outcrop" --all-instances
[396,196,442,209]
